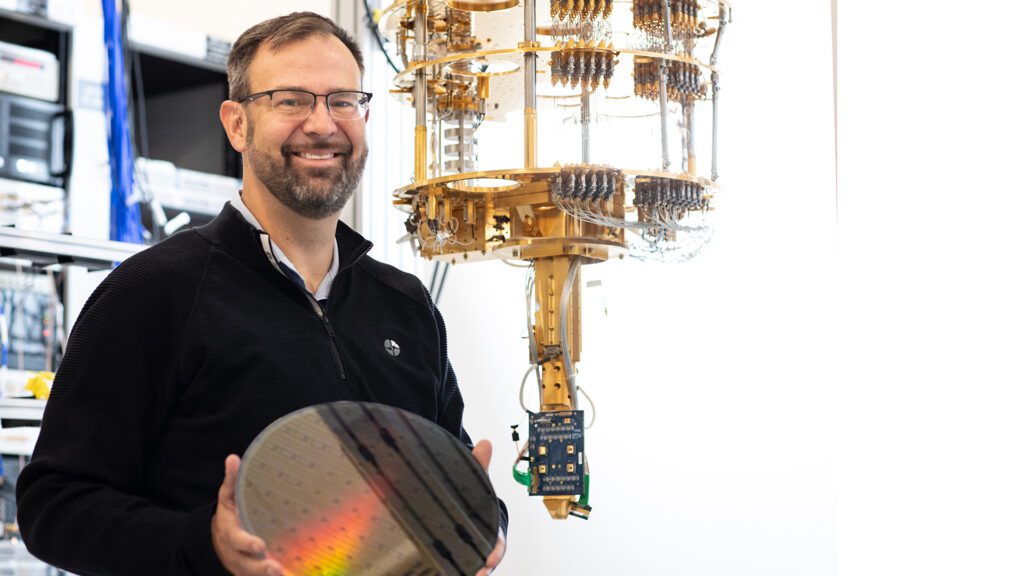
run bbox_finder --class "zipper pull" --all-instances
[322,315,336,338]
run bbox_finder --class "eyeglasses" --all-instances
[237,89,372,120]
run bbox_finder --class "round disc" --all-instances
[237,401,500,576]
[446,0,519,12]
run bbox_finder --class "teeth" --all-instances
[297,152,335,160]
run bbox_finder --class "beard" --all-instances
[245,122,368,220]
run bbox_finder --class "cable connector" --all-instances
[568,502,592,520]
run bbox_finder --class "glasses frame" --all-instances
[236,89,373,120]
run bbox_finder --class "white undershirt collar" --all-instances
[230,190,339,301]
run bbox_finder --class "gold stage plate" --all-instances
[447,57,521,77]
[446,0,519,11]
[395,166,717,198]
[447,177,522,193]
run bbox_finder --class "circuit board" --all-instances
[528,410,585,496]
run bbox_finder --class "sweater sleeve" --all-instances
[431,302,510,538]
[15,247,228,576]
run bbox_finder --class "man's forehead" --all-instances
[249,34,360,89]
[262,32,349,57]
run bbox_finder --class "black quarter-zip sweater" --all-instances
[16,204,507,575]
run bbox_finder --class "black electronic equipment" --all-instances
[0,92,70,188]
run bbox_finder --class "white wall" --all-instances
[73,0,335,43]
[836,1,1024,575]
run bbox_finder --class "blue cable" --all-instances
[0,301,7,370]
[102,0,144,244]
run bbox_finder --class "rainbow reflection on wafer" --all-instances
[272,491,384,575]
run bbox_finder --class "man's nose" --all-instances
[302,96,338,136]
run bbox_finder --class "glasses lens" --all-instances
[271,91,315,117]
[327,92,367,119]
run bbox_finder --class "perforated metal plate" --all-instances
[237,401,499,576]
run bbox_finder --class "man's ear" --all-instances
[363,108,370,125]
[220,100,248,153]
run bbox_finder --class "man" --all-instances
[16,12,506,576]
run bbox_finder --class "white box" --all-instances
[0,177,65,233]
[0,41,59,103]
[174,167,238,215]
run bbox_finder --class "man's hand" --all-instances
[472,440,507,575]
[212,455,284,576]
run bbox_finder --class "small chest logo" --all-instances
[384,339,401,357]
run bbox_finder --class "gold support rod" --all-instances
[414,0,428,182]
[525,108,538,168]
[523,0,538,168]
[685,30,697,175]
[415,125,428,182]
[533,256,580,411]
[532,255,582,520]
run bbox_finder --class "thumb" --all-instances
[471,439,493,473]
[220,454,241,510]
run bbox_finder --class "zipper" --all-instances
[304,293,348,381]
[257,231,350,381]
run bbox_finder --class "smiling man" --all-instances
[16,12,506,576]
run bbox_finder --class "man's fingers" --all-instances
[214,502,268,558]
[471,442,502,575]
[475,543,503,575]
[215,453,271,559]
[225,525,268,557]
[475,529,506,575]
[472,439,493,473]
[488,537,505,565]
[487,530,506,566]
[230,552,284,576]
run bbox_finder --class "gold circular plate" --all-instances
[447,177,522,193]
[446,0,518,11]
[492,237,629,263]
[447,57,521,77]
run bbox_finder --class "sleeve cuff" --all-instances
[497,498,509,536]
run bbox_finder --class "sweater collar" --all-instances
[230,191,339,300]
[199,202,374,276]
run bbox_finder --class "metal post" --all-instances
[660,0,675,51]
[434,90,442,177]
[524,0,538,168]
[581,89,591,163]
[711,71,719,181]
[414,2,428,181]
[458,112,466,172]
[658,67,671,171]
[710,2,730,181]
[685,34,696,175]
[658,0,674,171]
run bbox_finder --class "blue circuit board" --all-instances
[528,410,584,496]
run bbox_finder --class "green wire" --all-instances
[513,460,531,488]
[512,460,591,513]
[578,473,590,508]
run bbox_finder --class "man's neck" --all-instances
[240,185,337,294]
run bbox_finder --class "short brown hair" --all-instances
[227,12,364,101]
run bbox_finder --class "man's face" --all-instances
[240,35,368,220]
